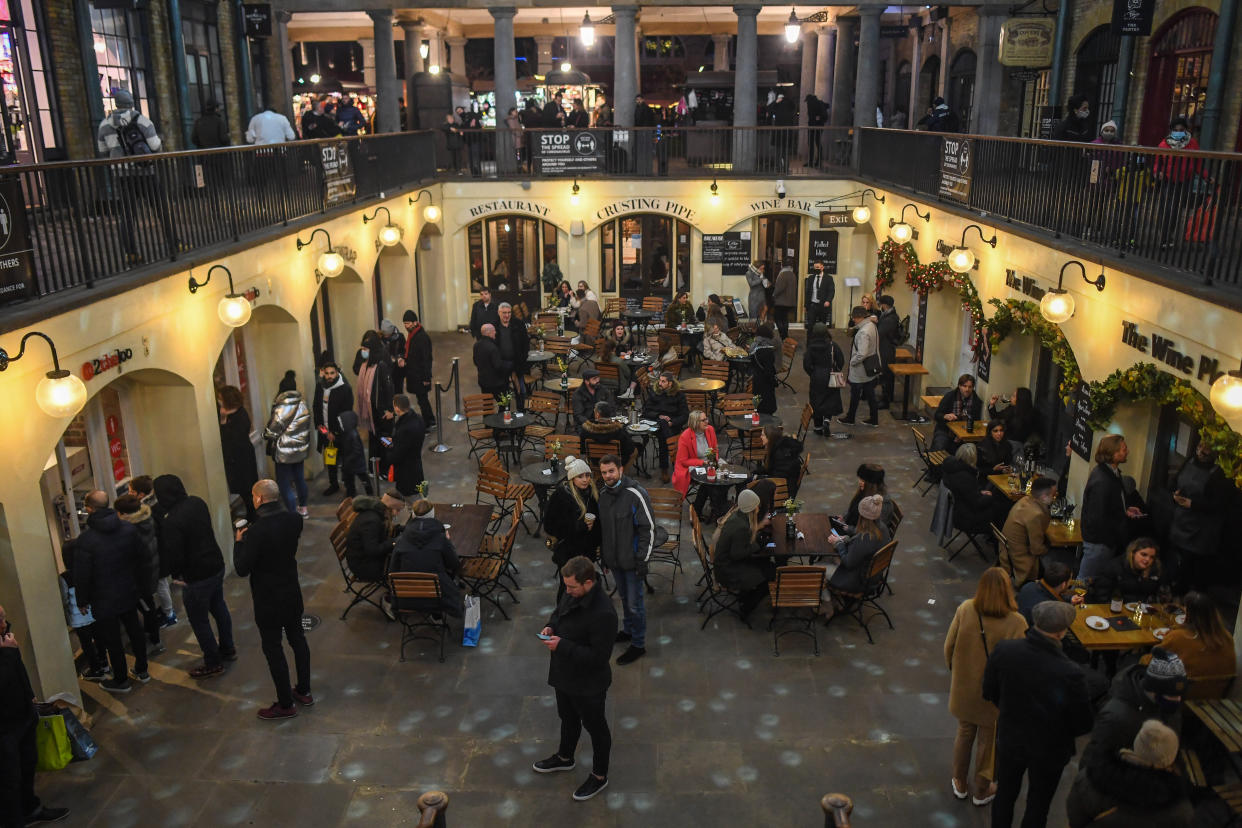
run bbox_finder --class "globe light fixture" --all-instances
[1210,363,1242,418]
[852,205,871,224]
[0,331,89,418]
[784,8,801,43]
[363,205,402,247]
[560,61,572,72]
[1038,260,1106,324]
[428,64,441,75]
[410,190,441,223]
[888,202,930,243]
[309,73,321,84]
[296,227,345,278]
[710,179,720,203]
[188,264,260,329]
[946,224,997,274]
[580,12,595,47]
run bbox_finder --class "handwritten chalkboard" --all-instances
[1070,382,1094,462]
[721,231,751,276]
[975,330,991,383]
[701,234,726,263]
[807,230,838,274]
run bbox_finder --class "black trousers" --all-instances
[991,741,1068,828]
[878,366,896,408]
[138,594,162,645]
[844,380,878,424]
[76,623,106,671]
[804,305,830,331]
[555,689,611,777]
[408,379,436,424]
[654,421,675,469]
[693,485,727,520]
[0,713,39,828]
[95,608,148,679]
[259,622,311,708]
[773,306,792,340]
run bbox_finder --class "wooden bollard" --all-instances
[822,792,853,827]
[416,791,449,828]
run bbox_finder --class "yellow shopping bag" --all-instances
[323,446,338,466]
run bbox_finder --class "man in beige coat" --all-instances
[1001,477,1057,585]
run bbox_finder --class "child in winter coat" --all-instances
[336,409,373,497]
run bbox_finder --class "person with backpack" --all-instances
[96,88,177,262]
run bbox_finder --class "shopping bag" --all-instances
[35,713,73,771]
[1185,199,1217,243]
[323,446,338,466]
[462,595,482,647]
[57,708,98,761]
[828,371,847,388]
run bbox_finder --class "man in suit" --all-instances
[469,287,500,340]
[803,259,835,332]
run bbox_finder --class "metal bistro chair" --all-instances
[796,402,813,442]
[776,337,799,391]
[768,565,828,656]
[458,515,521,619]
[690,508,750,630]
[464,394,498,459]
[825,540,898,645]
[646,487,685,592]
[388,572,449,663]
[912,426,948,496]
[992,523,1017,581]
[332,521,388,621]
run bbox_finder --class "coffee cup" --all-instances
[584,512,596,527]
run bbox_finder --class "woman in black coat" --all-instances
[759,426,804,496]
[542,458,602,599]
[749,323,779,415]
[354,330,397,461]
[940,444,1012,533]
[828,496,892,595]
[802,323,844,437]
[989,387,1040,447]
[217,385,259,502]
[345,495,398,582]
[389,503,463,617]
[713,489,774,620]
[1087,537,1165,603]
[976,420,1014,481]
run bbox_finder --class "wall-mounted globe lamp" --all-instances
[851,188,885,224]
[710,179,720,204]
[189,264,261,327]
[0,331,89,417]
[409,189,441,223]
[888,202,929,244]
[1210,360,1242,418]
[946,223,998,273]
[296,227,344,278]
[363,205,402,247]
[1039,260,1106,324]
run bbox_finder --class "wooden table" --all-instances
[989,474,1024,502]
[429,503,492,557]
[889,362,930,420]
[1045,521,1082,547]
[681,377,725,392]
[1070,603,1174,652]
[895,345,916,363]
[947,420,986,442]
[921,394,944,411]
[764,514,838,561]
[1187,700,1242,753]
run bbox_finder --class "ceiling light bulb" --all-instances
[429,64,441,74]
[319,251,345,278]
[420,43,429,59]
[1039,290,1074,324]
[891,222,912,243]
[560,61,571,72]
[309,73,321,84]
[379,224,401,247]
[1209,371,1242,418]
[580,13,595,47]
[36,371,88,418]
[948,247,975,273]
[784,9,800,43]
[852,205,871,224]
[218,294,252,327]
[423,204,441,222]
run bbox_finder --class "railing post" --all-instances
[822,792,853,827]
[449,357,465,422]
[416,790,449,828]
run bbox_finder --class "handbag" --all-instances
[862,353,883,378]
[828,371,847,388]
[462,595,482,647]
[323,446,338,466]
[35,713,73,771]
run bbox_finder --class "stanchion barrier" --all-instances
[445,357,465,422]
[371,456,383,498]
[432,382,450,454]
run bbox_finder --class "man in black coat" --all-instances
[572,369,615,429]
[496,303,531,403]
[542,92,565,128]
[931,373,983,453]
[804,94,828,166]
[642,372,689,483]
[1079,434,1143,579]
[388,395,426,498]
[0,606,70,827]
[803,260,835,332]
[473,324,511,399]
[533,556,618,802]
[313,361,353,496]
[74,490,149,693]
[469,287,500,339]
[875,295,902,408]
[399,310,436,427]
[234,480,311,720]
[983,601,1094,828]
[154,474,235,679]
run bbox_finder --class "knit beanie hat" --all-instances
[1143,648,1189,697]
[278,370,297,392]
[113,88,134,108]
[564,455,591,479]
[403,310,418,324]
[737,489,760,514]
[857,464,885,485]
[858,494,883,521]
[1121,719,1179,769]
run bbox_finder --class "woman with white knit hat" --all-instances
[827,494,892,596]
[543,456,602,600]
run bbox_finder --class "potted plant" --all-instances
[751,395,762,425]
[497,392,513,422]
[556,357,569,389]
[416,480,429,499]
[783,498,803,540]
[705,447,718,481]
[549,440,563,472]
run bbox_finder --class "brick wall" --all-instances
[43,0,94,159]
[145,1,184,150]
[216,0,246,144]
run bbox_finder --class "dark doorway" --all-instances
[757,213,801,290]
[1074,26,1121,138]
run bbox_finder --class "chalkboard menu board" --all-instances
[975,330,991,383]
[721,231,751,276]
[807,230,839,274]
[701,234,726,263]
[1069,382,1094,462]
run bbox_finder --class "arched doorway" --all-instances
[310,264,367,368]
[1073,25,1120,135]
[598,213,690,299]
[895,60,911,122]
[948,49,976,131]
[918,54,940,112]
[373,242,417,326]
[1139,7,1217,146]
[756,213,801,294]
[466,214,558,313]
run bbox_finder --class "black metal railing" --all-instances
[440,126,856,180]
[859,127,1242,291]
[13,131,438,298]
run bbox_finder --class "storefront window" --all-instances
[182,0,224,121]
[466,215,558,311]
[1140,9,1216,145]
[0,0,63,162]
[599,214,689,299]
[91,6,154,119]
[1149,404,1196,497]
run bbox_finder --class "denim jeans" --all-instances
[1078,542,1115,579]
[275,461,308,512]
[182,569,234,667]
[614,568,646,648]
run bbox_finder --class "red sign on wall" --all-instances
[112,458,127,482]
[106,415,120,436]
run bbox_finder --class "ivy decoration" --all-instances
[986,298,1083,402]
[873,238,988,359]
[1087,362,1242,486]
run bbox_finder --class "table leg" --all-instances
[899,375,912,421]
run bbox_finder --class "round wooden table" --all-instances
[680,377,725,392]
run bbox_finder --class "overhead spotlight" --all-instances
[0,331,89,417]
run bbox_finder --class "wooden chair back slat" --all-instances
[389,571,442,600]
[772,566,827,608]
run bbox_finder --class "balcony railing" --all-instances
[858,127,1242,292]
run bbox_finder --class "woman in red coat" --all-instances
[672,410,725,520]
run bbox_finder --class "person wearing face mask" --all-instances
[1153,116,1206,249]
[354,331,397,463]
[1052,94,1094,142]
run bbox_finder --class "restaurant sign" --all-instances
[1120,320,1226,385]
[938,137,972,204]
[999,18,1054,67]
[1111,0,1155,36]
[595,197,696,223]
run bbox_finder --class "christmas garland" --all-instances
[873,239,988,358]
[1087,362,1242,486]
[987,298,1083,403]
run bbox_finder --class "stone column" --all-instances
[972,5,1006,135]
[830,17,857,127]
[938,19,950,97]
[358,38,376,89]
[428,32,446,72]
[797,27,815,157]
[612,6,638,126]
[276,9,294,120]
[814,25,835,100]
[884,38,899,122]
[401,20,423,76]
[908,24,922,121]
[491,6,517,172]
[447,36,467,78]
[712,33,731,70]
[854,7,881,130]
[534,35,554,75]
[368,10,398,133]
[732,4,760,171]
[634,23,643,96]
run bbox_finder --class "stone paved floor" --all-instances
[38,331,1067,827]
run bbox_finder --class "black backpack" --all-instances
[115,112,152,155]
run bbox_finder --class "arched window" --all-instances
[895,60,912,120]
[919,54,940,110]
[1073,26,1120,135]
[466,216,559,311]
[1140,8,1217,145]
[599,214,690,298]
[948,49,976,132]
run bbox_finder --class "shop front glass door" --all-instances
[757,214,800,290]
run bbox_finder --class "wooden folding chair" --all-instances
[700,360,730,384]
[911,427,948,496]
[464,394,498,459]
[690,509,750,630]
[525,391,561,439]
[605,297,625,317]
[748,477,789,508]
[545,434,581,460]
[647,487,685,591]
[992,523,1016,581]
[642,296,664,312]
[475,466,537,533]
[335,497,355,521]
[459,516,521,619]
[768,565,828,655]
[796,403,813,442]
[388,572,449,662]
[662,359,684,379]
[776,338,799,391]
[333,527,388,621]
[825,540,898,644]
[580,318,602,345]
[596,361,621,393]
[683,390,709,414]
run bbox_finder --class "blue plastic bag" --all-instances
[462,595,481,647]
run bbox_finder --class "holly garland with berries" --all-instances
[873,239,988,359]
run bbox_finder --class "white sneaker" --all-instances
[618,388,635,400]
[297,506,309,518]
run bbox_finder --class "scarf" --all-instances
[357,362,376,432]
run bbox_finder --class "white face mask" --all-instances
[360,349,370,360]
[1077,108,1090,119]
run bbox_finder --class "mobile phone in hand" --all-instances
[536,632,552,640]
[381,436,393,447]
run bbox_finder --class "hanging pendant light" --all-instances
[580,12,595,47]
[784,8,801,43]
